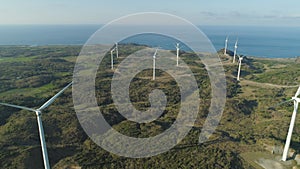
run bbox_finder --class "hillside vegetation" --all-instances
[0,45,299,169]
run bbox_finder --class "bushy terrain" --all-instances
[0,45,299,169]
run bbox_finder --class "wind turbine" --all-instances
[153,48,158,80]
[281,86,300,161]
[115,42,119,58]
[233,39,238,63]
[224,36,229,55]
[237,55,243,81]
[176,43,180,67]
[111,48,115,70]
[0,82,72,169]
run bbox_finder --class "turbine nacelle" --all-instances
[36,110,42,116]
[292,97,300,103]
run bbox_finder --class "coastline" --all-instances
[0,24,300,58]
[0,44,299,60]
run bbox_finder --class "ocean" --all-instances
[0,25,299,58]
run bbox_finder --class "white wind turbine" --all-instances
[0,82,72,169]
[176,43,180,67]
[115,42,119,58]
[110,48,115,69]
[281,86,300,161]
[153,48,158,80]
[237,55,243,81]
[233,39,238,63]
[224,36,229,55]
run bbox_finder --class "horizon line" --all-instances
[0,24,300,28]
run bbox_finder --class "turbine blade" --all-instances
[295,86,300,97]
[0,102,36,112]
[38,82,72,110]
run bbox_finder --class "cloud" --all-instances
[281,15,300,19]
[194,10,300,26]
[199,11,218,17]
[198,10,254,20]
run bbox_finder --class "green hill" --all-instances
[0,45,299,169]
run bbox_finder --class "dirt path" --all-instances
[241,80,299,88]
[256,159,285,169]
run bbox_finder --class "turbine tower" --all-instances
[153,48,158,80]
[176,43,180,67]
[111,48,115,69]
[237,55,243,81]
[115,42,119,58]
[233,39,238,63]
[0,82,72,169]
[224,36,228,55]
[282,86,300,161]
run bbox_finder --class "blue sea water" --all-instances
[0,25,299,58]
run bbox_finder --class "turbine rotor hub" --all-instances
[35,110,42,116]
[292,97,300,102]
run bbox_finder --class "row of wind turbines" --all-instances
[112,38,242,82]
[110,42,181,81]
[225,36,300,161]
[224,36,243,81]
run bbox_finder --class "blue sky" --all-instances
[1,0,300,26]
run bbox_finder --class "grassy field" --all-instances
[0,45,299,168]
